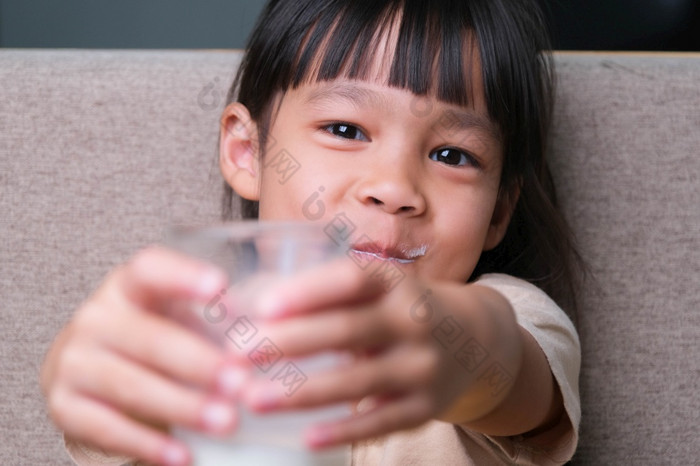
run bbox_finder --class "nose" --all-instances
[355,160,427,216]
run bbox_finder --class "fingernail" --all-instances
[247,384,282,411]
[202,401,235,432]
[196,269,224,297]
[162,441,188,466]
[356,396,377,413]
[217,366,248,397]
[305,426,332,448]
[257,292,285,319]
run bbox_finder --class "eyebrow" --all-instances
[438,108,501,141]
[305,82,388,110]
[304,82,500,140]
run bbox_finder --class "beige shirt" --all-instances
[65,273,580,465]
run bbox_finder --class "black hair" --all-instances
[221,0,583,318]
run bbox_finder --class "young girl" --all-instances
[41,0,582,464]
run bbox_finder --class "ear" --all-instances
[483,181,521,251]
[219,102,261,201]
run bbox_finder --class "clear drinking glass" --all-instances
[164,221,351,465]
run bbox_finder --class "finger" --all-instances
[304,392,434,449]
[249,278,429,359]
[72,347,238,435]
[254,307,396,358]
[116,246,227,312]
[244,345,434,413]
[78,300,242,395]
[50,388,191,466]
[254,257,386,319]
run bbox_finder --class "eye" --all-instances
[323,123,369,141]
[429,148,479,168]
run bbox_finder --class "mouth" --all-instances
[349,242,427,264]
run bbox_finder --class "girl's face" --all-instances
[222,74,513,284]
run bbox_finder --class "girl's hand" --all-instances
[41,247,244,466]
[237,257,509,449]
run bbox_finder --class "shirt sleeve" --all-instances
[472,273,581,465]
[64,433,139,466]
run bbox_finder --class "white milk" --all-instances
[174,354,351,465]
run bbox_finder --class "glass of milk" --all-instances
[164,221,351,466]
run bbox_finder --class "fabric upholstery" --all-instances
[548,53,700,463]
[0,50,698,464]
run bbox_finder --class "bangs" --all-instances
[255,0,479,109]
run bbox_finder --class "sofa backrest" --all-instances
[549,52,700,463]
[1,50,698,465]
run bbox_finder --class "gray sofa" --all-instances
[1,50,698,465]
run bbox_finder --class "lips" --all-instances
[350,241,427,264]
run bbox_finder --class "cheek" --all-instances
[430,193,499,278]
[258,167,323,221]
[258,184,299,220]
[259,149,351,222]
